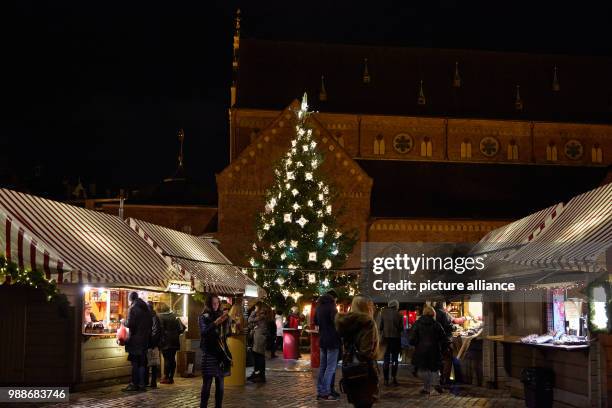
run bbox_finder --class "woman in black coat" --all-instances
[199,294,231,408]
[157,303,185,384]
[409,305,449,395]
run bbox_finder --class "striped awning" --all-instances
[0,189,183,289]
[128,218,253,295]
[470,203,563,261]
[1,206,72,280]
[505,183,612,272]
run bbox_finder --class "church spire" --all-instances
[418,80,426,105]
[515,85,523,111]
[230,9,241,107]
[453,61,461,88]
[363,58,371,84]
[552,65,560,92]
[319,75,327,101]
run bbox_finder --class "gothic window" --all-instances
[420,137,433,157]
[374,134,385,155]
[393,133,413,154]
[564,139,583,160]
[460,140,472,159]
[591,144,603,163]
[546,142,558,161]
[335,132,345,148]
[507,140,519,160]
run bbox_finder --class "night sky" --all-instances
[3,1,612,202]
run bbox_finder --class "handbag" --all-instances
[116,322,129,346]
[340,341,370,394]
[147,347,161,366]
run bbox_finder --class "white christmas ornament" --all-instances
[263,223,270,230]
[316,210,323,217]
[307,129,313,136]
[281,289,290,298]
[285,183,291,190]
[283,213,292,223]
[291,148,297,154]
[322,278,330,286]
[291,189,299,196]
[288,264,297,270]
[302,145,309,152]
[318,193,324,201]
[308,273,316,283]
[276,277,285,285]
[280,253,287,260]
[252,243,257,251]
[332,249,339,255]
[317,230,325,238]
[308,252,317,262]
[290,292,302,302]
[292,202,300,211]
[305,172,313,180]
[335,231,342,238]
[249,258,256,266]
[296,161,303,167]
[323,259,332,269]
[298,128,305,136]
[278,240,286,248]
[262,251,269,260]
[312,159,319,168]
[287,171,295,180]
[290,240,298,248]
[296,215,308,227]
[310,141,317,149]
[291,140,297,147]
[307,200,314,207]
[253,271,257,280]
[326,205,332,214]
[348,287,355,296]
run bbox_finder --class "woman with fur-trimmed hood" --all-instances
[336,295,379,408]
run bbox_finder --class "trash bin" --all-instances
[520,367,554,408]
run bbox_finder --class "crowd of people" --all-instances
[118,290,461,408]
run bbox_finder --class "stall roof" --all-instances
[505,182,612,272]
[470,203,563,260]
[128,218,260,296]
[0,189,183,290]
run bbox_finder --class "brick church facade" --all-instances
[215,12,612,268]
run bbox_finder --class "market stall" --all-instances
[0,189,193,386]
[127,218,264,384]
[475,182,611,408]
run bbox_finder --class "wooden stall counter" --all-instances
[486,335,591,408]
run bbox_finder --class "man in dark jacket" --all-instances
[380,299,403,386]
[123,291,152,392]
[434,301,454,387]
[314,289,340,401]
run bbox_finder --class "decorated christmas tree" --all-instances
[249,94,358,305]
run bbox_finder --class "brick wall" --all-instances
[233,108,612,167]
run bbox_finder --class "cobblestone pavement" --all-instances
[9,358,530,408]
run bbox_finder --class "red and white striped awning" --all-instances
[1,206,72,280]
[470,202,563,261]
[128,218,252,295]
[506,183,612,272]
[0,189,183,289]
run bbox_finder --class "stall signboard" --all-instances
[166,281,194,294]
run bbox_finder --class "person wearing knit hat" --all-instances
[380,299,403,386]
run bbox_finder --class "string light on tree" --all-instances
[249,93,358,304]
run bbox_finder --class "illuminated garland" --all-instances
[0,254,69,309]
[587,278,612,334]
[249,93,358,305]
